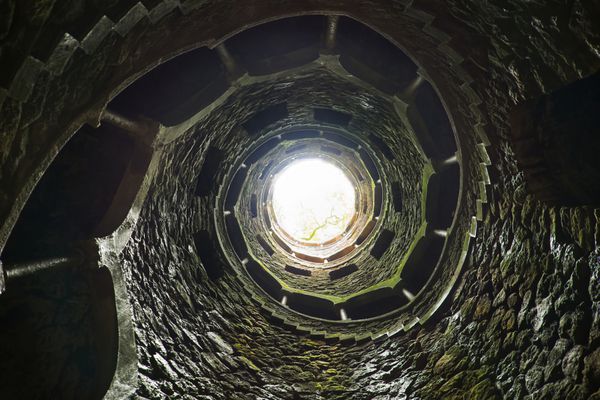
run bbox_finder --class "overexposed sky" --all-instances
[272,159,355,243]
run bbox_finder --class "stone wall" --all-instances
[0,1,598,399]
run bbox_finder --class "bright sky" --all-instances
[271,159,356,244]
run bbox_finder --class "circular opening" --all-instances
[271,158,356,245]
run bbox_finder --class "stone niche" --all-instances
[511,71,600,206]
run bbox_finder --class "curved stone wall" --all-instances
[0,1,598,399]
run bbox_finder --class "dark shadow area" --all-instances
[0,266,118,400]
[256,234,275,257]
[368,134,395,160]
[246,258,282,299]
[391,181,403,212]
[227,16,323,75]
[355,220,376,246]
[195,146,224,197]
[511,71,600,205]
[337,17,417,94]
[193,230,225,280]
[287,292,338,320]
[329,263,358,280]
[225,168,248,209]
[285,264,312,276]
[245,137,280,165]
[242,103,289,135]
[322,131,359,149]
[272,234,292,254]
[250,194,258,218]
[374,182,383,217]
[225,214,248,259]
[314,108,352,127]
[3,124,134,263]
[0,121,131,399]
[109,47,229,126]
[401,235,444,295]
[344,288,407,320]
[414,81,457,159]
[282,129,320,141]
[359,148,380,181]
[426,164,460,230]
[370,229,395,259]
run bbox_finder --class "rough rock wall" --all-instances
[121,3,600,400]
[0,1,598,399]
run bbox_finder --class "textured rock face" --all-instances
[0,1,599,400]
